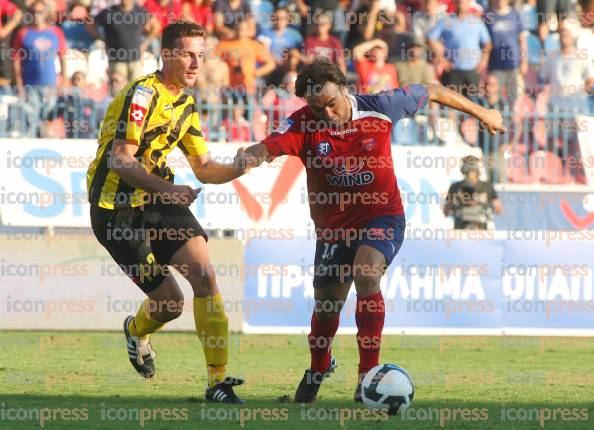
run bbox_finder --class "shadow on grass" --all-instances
[0,394,593,429]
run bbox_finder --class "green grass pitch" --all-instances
[1,332,593,429]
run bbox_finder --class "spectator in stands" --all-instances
[40,0,68,20]
[258,7,303,85]
[261,70,306,134]
[12,0,67,137]
[364,0,413,63]
[214,0,255,41]
[577,3,594,113]
[345,0,372,47]
[541,25,594,112]
[108,70,127,97]
[475,74,512,177]
[90,0,118,17]
[520,0,538,34]
[87,0,160,82]
[61,0,95,50]
[395,37,440,145]
[541,25,592,179]
[54,71,95,138]
[144,0,182,32]
[412,0,444,45]
[332,0,349,46]
[296,0,338,37]
[443,155,502,230]
[144,0,183,54]
[0,0,22,85]
[580,0,594,19]
[196,36,229,136]
[221,96,252,141]
[395,38,436,86]
[427,0,492,97]
[484,0,528,102]
[182,0,214,34]
[352,38,399,93]
[303,12,346,73]
[536,0,570,44]
[215,20,275,96]
[94,70,127,132]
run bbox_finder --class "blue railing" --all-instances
[1,87,591,184]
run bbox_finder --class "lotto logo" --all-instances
[129,104,147,126]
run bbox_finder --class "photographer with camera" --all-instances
[443,155,502,230]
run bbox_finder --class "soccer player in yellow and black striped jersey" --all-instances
[87,22,248,403]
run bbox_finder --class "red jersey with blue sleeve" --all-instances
[262,84,429,237]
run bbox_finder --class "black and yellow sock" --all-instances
[128,299,166,339]
[194,293,228,387]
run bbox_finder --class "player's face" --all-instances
[165,36,205,88]
[305,82,351,125]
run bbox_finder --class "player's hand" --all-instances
[482,109,506,135]
[234,147,257,174]
[169,185,201,206]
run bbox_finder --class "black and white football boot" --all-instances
[205,376,246,404]
[123,315,156,378]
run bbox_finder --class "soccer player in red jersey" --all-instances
[237,59,505,404]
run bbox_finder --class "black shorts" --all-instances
[313,215,406,289]
[90,203,207,293]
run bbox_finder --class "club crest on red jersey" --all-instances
[317,141,332,156]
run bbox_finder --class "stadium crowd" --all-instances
[0,0,592,182]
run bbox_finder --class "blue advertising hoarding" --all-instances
[243,235,594,335]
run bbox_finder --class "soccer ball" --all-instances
[361,364,414,415]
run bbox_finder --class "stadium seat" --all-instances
[529,150,574,184]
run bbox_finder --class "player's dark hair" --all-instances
[295,59,347,98]
[161,21,205,50]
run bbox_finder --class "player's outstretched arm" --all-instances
[185,148,252,184]
[425,83,506,135]
[241,143,270,168]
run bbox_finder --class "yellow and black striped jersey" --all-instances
[87,71,208,209]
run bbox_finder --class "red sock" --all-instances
[308,312,340,372]
[356,291,385,375]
